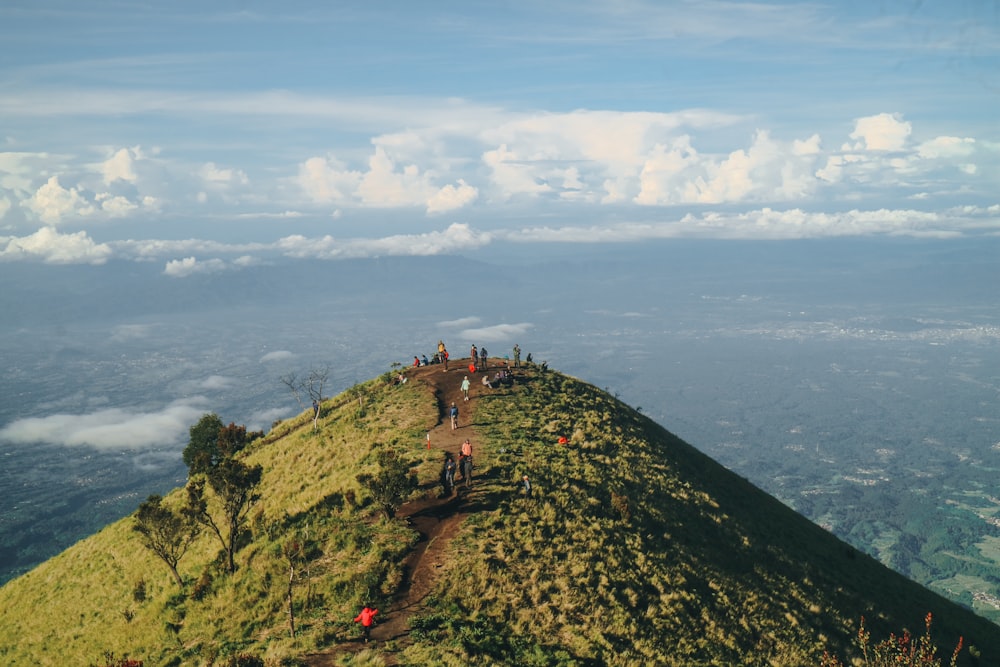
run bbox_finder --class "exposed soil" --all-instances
[303,356,507,665]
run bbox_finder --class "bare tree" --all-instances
[281,366,330,429]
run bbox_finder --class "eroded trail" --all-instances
[304,360,491,665]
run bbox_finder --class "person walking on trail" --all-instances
[461,438,472,458]
[450,402,459,430]
[479,346,488,371]
[470,344,478,370]
[513,343,521,368]
[354,604,378,643]
[441,452,455,497]
[444,452,456,494]
[460,453,473,487]
[522,474,532,498]
[461,375,471,401]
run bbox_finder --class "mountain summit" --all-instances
[0,361,996,666]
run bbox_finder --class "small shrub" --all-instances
[222,654,264,667]
[132,578,146,603]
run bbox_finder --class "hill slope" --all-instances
[0,363,997,666]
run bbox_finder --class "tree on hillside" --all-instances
[183,414,260,475]
[133,494,200,587]
[183,413,225,475]
[356,446,418,519]
[186,459,263,573]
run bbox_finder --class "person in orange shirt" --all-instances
[354,603,378,643]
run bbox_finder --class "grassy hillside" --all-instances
[0,364,997,666]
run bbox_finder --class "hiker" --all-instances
[460,454,473,487]
[461,375,471,401]
[481,374,493,389]
[421,354,429,366]
[440,453,454,496]
[513,343,521,368]
[461,438,472,458]
[479,346,488,371]
[470,344,478,369]
[438,340,448,371]
[413,355,420,367]
[450,402,459,430]
[354,603,378,643]
[444,452,456,494]
[522,474,532,498]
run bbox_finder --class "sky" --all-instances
[1,0,998,276]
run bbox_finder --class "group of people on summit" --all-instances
[413,341,522,373]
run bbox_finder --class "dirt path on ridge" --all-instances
[303,357,498,665]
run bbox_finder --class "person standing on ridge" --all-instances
[354,603,378,643]
[450,402,459,430]
[513,343,521,368]
[438,340,448,371]
[480,346,488,371]
[470,344,478,370]
[461,375,471,401]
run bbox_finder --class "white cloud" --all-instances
[199,161,249,186]
[439,316,482,328]
[0,196,10,220]
[96,192,138,217]
[0,399,208,450]
[849,113,911,151]
[101,147,139,185]
[24,175,95,224]
[0,226,112,264]
[427,179,478,214]
[459,322,534,343]
[297,155,363,204]
[163,256,229,277]
[260,350,295,363]
[275,222,492,259]
[917,136,975,160]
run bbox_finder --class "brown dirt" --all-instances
[302,356,505,665]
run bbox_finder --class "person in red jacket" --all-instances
[354,603,378,643]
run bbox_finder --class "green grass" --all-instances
[0,367,997,666]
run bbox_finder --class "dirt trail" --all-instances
[304,357,497,665]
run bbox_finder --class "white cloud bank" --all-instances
[0,399,208,451]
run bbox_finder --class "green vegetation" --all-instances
[0,366,997,666]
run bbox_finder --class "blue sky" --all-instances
[1,0,998,275]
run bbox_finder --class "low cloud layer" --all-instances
[0,399,209,451]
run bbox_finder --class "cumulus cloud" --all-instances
[163,256,229,277]
[24,175,95,224]
[504,206,988,241]
[275,222,492,259]
[199,161,249,186]
[260,350,295,363]
[0,226,113,264]
[916,136,975,160]
[0,399,208,450]
[427,179,478,214]
[101,147,139,185]
[459,322,534,343]
[849,113,911,151]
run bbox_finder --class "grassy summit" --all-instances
[0,362,996,666]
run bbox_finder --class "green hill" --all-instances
[0,363,996,666]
